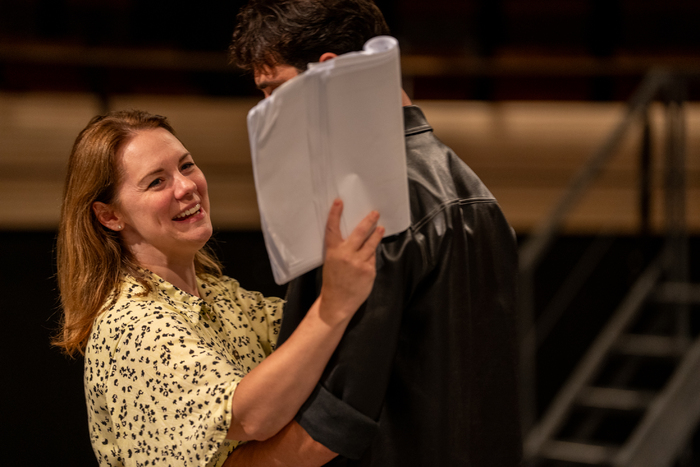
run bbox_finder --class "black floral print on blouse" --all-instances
[84,273,283,466]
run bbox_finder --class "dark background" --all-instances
[1,1,700,464]
[2,1,700,100]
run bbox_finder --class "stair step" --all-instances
[654,282,700,304]
[615,334,690,357]
[578,386,656,410]
[540,440,617,464]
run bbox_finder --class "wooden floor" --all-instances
[1,91,698,234]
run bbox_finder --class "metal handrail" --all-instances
[517,68,687,433]
[518,69,670,273]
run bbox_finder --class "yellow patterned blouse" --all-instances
[84,272,284,466]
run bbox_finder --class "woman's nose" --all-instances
[174,174,197,198]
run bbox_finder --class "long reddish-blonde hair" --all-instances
[54,110,222,357]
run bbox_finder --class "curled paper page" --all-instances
[247,36,410,284]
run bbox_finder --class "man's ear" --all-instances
[92,201,123,232]
[318,52,338,63]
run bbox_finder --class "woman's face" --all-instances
[112,128,213,264]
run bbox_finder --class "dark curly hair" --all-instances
[230,0,390,72]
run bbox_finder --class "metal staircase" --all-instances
[525,255,700,466]
[519,70,700,467]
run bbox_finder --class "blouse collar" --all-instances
[126,271,215,324]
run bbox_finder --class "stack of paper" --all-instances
[247,36,410,285]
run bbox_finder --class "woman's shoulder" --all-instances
[200,273,239,291]
[87,284,210,366]
[91,275,178,336]
[200,274,283,308]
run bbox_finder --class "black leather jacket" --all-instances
[278,105,523,466]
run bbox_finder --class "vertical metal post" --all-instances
[518,268,537,437]
[663,77,690,341]
[639,110,652,236]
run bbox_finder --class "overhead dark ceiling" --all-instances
[1,0,699,100]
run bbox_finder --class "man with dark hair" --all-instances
[227,1,523,466]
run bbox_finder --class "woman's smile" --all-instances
[173,203,202,221]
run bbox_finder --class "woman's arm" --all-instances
[223,421,336,467]
[226,199,384,442]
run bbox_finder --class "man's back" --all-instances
[279,106,522,466]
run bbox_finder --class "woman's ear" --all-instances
[92,202,123,232]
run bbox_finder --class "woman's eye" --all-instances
[148,178,163,189]
[181,162,195,171]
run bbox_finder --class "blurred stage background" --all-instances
[1,1,699,466]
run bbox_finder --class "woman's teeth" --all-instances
[174,204,201,220]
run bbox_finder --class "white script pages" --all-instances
[247,36,410,285]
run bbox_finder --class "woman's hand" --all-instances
[319,199,384,324]
[226,199,383,443]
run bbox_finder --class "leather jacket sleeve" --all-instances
[280,225,425,458]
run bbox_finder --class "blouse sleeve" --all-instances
[105,311,246,466]
[226,278,284,356]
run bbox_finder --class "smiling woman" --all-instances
[55,111,223,354]
[54,109,385,466]
[91,127,214,295]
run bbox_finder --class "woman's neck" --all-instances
[134,251,200,297]
[149,263,200,297]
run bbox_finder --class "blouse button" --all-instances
[233,350,240,360]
